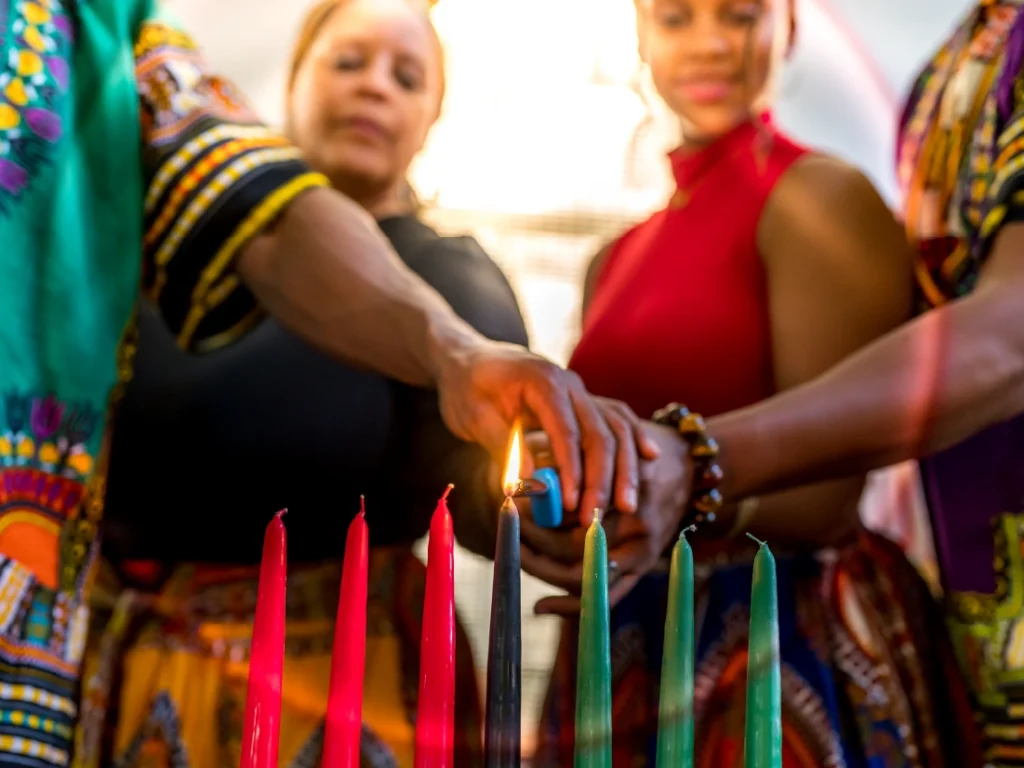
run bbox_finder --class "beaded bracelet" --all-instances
[652,402,724,528]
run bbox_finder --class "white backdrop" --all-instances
[168,0,974,204]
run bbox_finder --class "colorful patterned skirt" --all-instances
[72,548,483,768]
[535,528,980,767]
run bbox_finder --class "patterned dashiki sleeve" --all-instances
[981,22,1024,261]
[136,20,329,353]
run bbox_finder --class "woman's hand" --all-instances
[522,398,661,522]
[461,397,659,557]
[437,346,661,520]
[523,421,694,616]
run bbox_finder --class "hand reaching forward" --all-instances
[524,420,693,616]
[437,342,659,519]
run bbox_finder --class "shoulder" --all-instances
[383,216,491,267]
[405,224,510,289]
[587,220,648,279]
[761,153,892,240]
[776,153,880,201]
[765,126,810,164]
[584,241,614,288]
[582,222,645,302]
[751,125,811,191]
[758,152,912,283]
[423,232,500,269]
[394,219,529,346]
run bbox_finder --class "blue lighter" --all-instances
[509,466,563,528]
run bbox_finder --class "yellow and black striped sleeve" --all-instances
[136,20,328,353]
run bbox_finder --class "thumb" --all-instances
[524,430,553,459]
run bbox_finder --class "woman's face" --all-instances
[288,0,443,198]
[638,0,785,143]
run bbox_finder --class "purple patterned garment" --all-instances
[921,420,1024,594]
[897,4,1024,760]
[898,2,1024,596]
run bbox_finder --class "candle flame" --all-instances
[503,425,522,494]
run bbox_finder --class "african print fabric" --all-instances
[900,2,1024,763]
[0,2,326,764]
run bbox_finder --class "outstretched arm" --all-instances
[712,223,1024,501]
[134,19,646,516]
[710,54,1024,503]
[237,187,483,388]
[709,154,915,544]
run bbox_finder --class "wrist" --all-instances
[424,312,488,388]
[652,403,724,534]
[707,404,790,503]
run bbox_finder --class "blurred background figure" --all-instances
[522,0,966,763]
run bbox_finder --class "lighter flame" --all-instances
[503,425,522,494]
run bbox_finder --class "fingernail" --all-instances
[625,488,638,510]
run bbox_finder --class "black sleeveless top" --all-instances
[103,215,528,563]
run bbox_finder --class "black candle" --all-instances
[484,434,523,767]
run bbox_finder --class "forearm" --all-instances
[238,187,485,388]
[713,477,864,550]
[712,281,1024,499]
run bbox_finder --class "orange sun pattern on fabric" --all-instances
[0,393,98,589]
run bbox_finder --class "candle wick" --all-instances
[745,532,766,547]
[275,508,288,520]
[502,495,519,515]
[443,483,454,501]
[680,524,697,539]
[359,495,366,518]
[592,507,604,524]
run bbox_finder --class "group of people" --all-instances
[1,0,1022,765]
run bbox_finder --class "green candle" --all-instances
[656,526,695,767]
[575,510,611,768]
[744,534,781,768]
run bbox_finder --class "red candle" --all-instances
[322,497,370,768]
[241,510,288,768]
[414,485,456,768]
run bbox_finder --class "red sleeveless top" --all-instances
[569,118,808,419]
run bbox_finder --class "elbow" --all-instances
[1002,327,1024,425]
[981,283,1024,425]
[236,231,283,308]
[942,284,1024,442]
